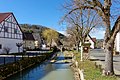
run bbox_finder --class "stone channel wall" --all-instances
[0,51,55,80]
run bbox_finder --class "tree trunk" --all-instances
[102,0,113,75]
[102,18,114,75]
[80,45,83,61]
[103,27,110,49]
[103,0,111,49]
[105,41,114,75]
[104,17,120,75]
[76,41,80,52]
[104,26,114,75]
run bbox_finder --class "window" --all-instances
[85,40,89,42]
[0,44,2,49]
[14,28,17,34]
[4,27,8,32]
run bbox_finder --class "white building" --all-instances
[0,12,23,54]
[85,35,96,49]
[115,32,120,53]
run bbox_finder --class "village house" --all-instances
[115,32,120,53]
[0,12,23,54]
[32,33,42,49]
[23,32,36,50]
[84,35,96,49]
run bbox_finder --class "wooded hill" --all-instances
[20,24,65,39]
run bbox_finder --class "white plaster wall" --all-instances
[23,40,35,49]
[89,39,94,49]
[87,36,95,49]
[115,32,120,52]
[0,38,23,54]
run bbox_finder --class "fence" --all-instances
[0,53,44,66]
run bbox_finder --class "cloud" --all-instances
[58,30,68,36]
[58,31,65,34]
[90,30,105,39]
[58,29,105,39]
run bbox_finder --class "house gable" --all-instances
[85,35,95,49]
[0,13,23,40]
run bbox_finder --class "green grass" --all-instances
[79,60,118,80]
[71,51,119,80]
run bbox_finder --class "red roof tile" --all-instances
[92,38,96,42]
[88,35,96,43]
[0,12,12,23]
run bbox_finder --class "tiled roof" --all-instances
[0,12,12,23]
[88,35,96,43]
[92,38,96,42]
[23,32,35,41]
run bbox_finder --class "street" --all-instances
[90,49,120,75]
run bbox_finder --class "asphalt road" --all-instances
[90,49,120,75]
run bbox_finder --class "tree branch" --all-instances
[92,0,103,9]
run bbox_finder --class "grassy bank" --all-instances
[71,51,118,80]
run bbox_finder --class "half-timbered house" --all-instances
[0,12,23,54]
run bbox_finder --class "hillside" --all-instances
[20,24,48,33]
[20,24,65,39]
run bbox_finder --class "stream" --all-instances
[6,52,74,80]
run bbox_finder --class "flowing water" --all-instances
[6,52,74,80]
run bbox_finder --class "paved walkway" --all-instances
[89,49,120,76]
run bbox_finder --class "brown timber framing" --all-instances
[0,20,5,33]
[11,13,23,38]
[0,13,22,40]
[11,15,12,38]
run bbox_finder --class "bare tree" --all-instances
[62,36,76,50]
[62,8,102,61]
[3,47,11,54]
[63,0,120,75]
[66,26,80,51]
[16,43,23,53]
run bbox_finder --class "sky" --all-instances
[0,0,104,39]
[0,0,65,30]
